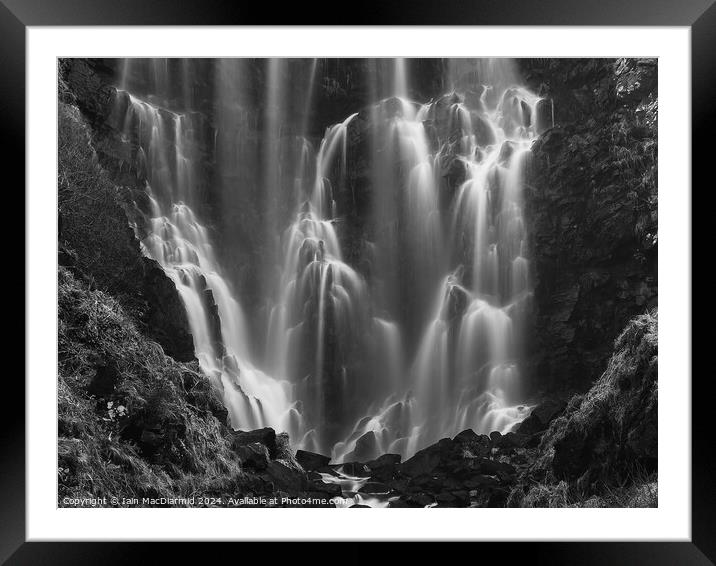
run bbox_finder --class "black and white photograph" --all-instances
[55,56,659,510]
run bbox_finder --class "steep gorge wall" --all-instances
[518,58,658,393]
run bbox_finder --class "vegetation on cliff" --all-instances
[58,267,244,504]
[58,92,194,361]
[508,310,658,507]
[57,92,243,504]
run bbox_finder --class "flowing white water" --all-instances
[113,59,544,466]
[114,88,299,439]
[332,64,540,459]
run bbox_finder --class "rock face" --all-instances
[518,58,658,393]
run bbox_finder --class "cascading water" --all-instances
[112,64,298,441]
[111,58,547,464]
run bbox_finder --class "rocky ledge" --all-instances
[230,401,566,508]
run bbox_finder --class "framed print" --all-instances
[9,0,709,562]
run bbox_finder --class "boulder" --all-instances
[234,442,270,471]
[346,431,380,462]
[517,399,567,435]
[453,429,479,443]
[400,445,443,477]
[231,428,277,458]
[309,481,342,497]
[274,432,304,472]
[340,462,371,478]
[261,460,308,494]
[453,429,492,457]
[358,482,391,494]
[296,450,331,471]
[366,453,401,482]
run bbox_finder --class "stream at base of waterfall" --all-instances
[114,59,548,468]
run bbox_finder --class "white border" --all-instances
[27,26,691,541]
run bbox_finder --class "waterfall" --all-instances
[111,58,543,462]
[112,81,299,441]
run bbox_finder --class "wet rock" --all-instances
[296,450,331,471]
[535,98,554,134]
[472,114,496,147]
[231,427,277,458]
[340,462,371,478]
[358,481,391,494]
[463,88,486,112]
[346,431,380,462]
[141,258,195,362]
[441,282,470,321]
[497,140,516,164]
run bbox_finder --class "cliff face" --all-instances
[519,58,658,393]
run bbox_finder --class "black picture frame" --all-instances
[8,1,708,562]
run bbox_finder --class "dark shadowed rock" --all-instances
[234,443,270,471]
[454,429,480,443]
[400,438,455,477]
[340,462,371,478]
[231,428,277,458]
[497,432,530,449]
[477,458,516,477]
[517,399,567,435]
[401,446,442,477]
[454,429,492,458]
[358,481,390,494]
[436,492,457,506]
[296,450,331,471]
[406,493,435,507]
[309,481,342,497]
[273,432,306,474]
[261,460,308,494]
[366,453,401,482]
[346,431,380,462]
